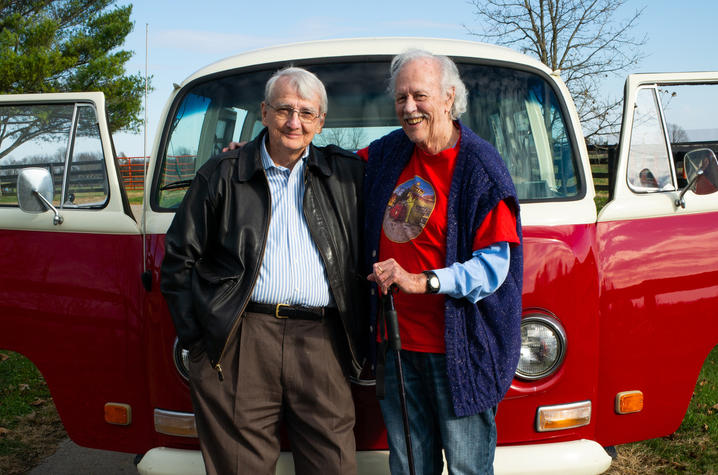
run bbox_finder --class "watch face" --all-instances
[428,274,440,292]
[424,271,440,293]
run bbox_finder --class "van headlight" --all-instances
[516,313,566,380]
[173,338,190,381]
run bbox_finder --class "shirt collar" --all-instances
[260,136,309,171]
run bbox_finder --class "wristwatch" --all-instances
[423,271,440,294]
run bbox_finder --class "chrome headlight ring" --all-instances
[516,313,567,381]
[172,337,191,381]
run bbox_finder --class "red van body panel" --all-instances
[0,229,152,452]
[595,211,718,446]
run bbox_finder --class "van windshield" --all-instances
[156,60,579,209]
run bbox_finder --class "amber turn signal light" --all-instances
[154,409,198,438]
[616,390,644,414]
[536,401,591,432]
[104,402,132,426]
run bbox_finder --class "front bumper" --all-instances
[136,439,612,475]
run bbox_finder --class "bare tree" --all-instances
[315,128,368,150]
[0,105,74,161]
[667,123,689,144]
[466,0,646,141]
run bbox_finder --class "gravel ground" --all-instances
[29,438,138,475]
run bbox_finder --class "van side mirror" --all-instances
[17,167,64,225]
[675,148,718,209]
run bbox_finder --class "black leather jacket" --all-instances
[161,130,366,378]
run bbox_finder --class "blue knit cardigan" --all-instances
[363,122,523,417]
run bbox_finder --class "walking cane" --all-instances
[384,286,416,475]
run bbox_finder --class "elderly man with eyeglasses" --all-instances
[161,67,365,475]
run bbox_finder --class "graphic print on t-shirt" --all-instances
[382,176,436,243]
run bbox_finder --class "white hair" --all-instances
[388,49,468,120]
[265,66,328,114]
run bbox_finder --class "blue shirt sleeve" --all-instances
[433,242,511,303]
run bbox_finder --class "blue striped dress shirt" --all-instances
[250,138,332,306]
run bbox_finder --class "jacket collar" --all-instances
[236,128,331,181]
[305,143,332,177]
[236,129,266,182]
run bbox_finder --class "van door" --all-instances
[0,93,151,452]
[595,73,718,446]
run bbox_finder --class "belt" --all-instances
[245,302,335,321]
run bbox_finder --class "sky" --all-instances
[112,0,718,156]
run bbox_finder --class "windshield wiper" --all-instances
[159,179,193,191]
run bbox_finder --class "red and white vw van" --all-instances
[1,38,717,474]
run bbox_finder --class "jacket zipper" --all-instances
[212,173,271,381]
[304,175,361,374]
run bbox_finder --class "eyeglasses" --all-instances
[267,103,321,123]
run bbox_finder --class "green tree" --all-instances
[0,0,148,134]
[467,0,645,140]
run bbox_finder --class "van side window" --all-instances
[656,84,718,188]
[0,102,108,208]
[627,87,675,192]
[63,105,108,207]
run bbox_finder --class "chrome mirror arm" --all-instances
[33,189,64,225]
[674,170,704,209]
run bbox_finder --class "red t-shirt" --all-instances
[359,139,518,352]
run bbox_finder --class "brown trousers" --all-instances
[188,311,357,475]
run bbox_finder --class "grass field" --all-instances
[126,189,144,204]
[592,161,610,211]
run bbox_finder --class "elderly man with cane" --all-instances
[362,50,523,475]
